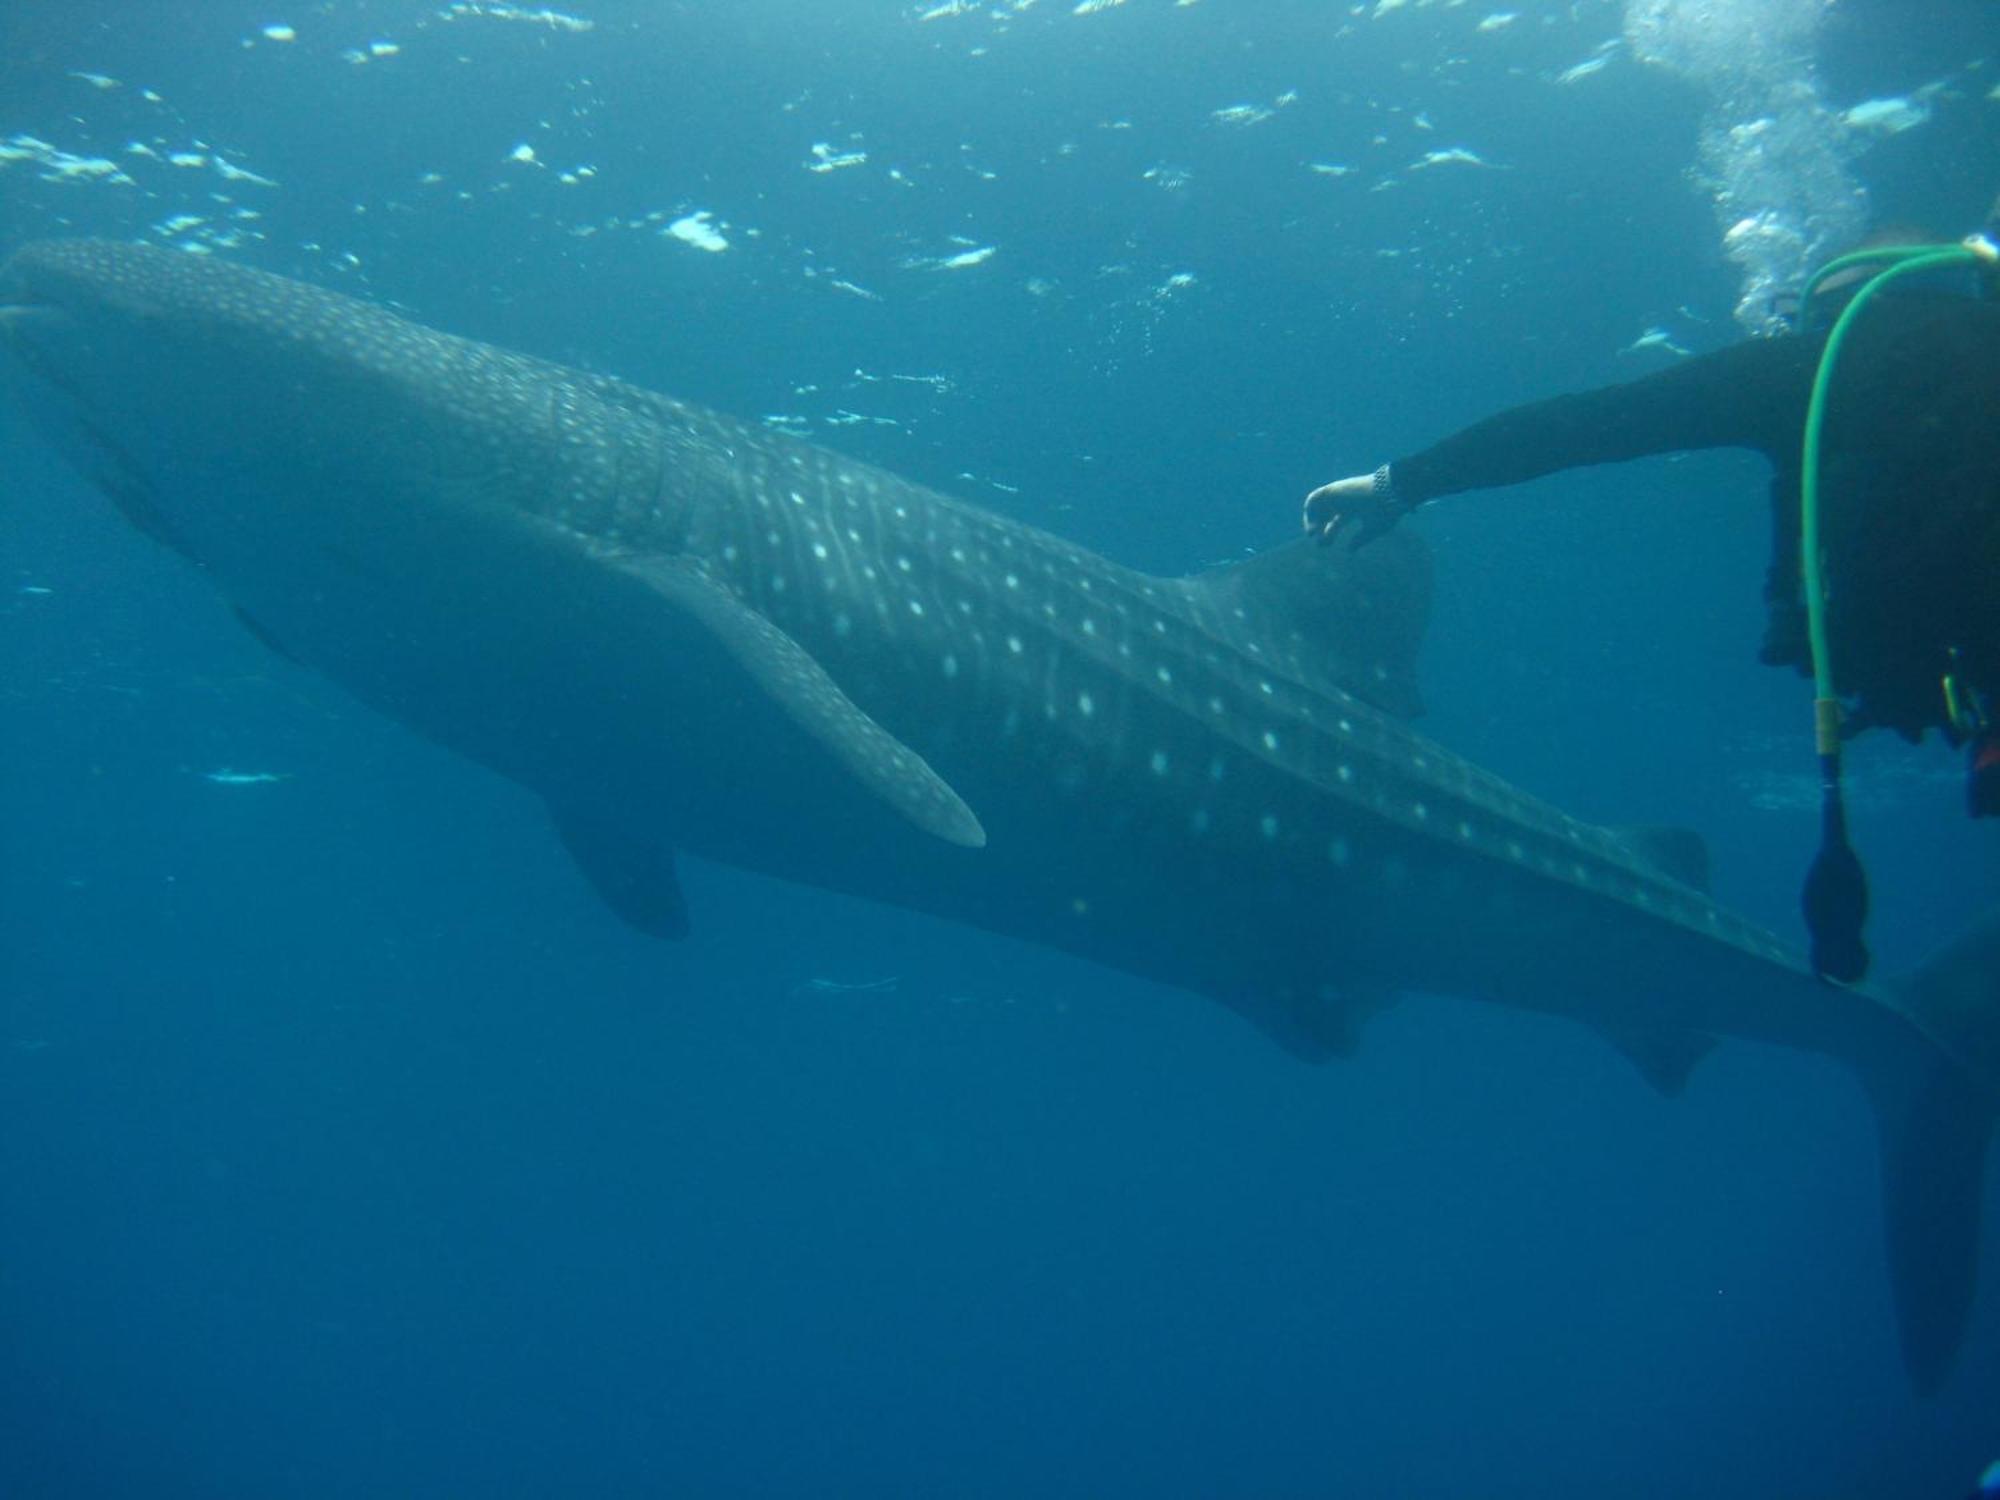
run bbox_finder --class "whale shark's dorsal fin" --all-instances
[615,555,987,850]
[1178,531,1432,720]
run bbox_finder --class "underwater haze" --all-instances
[3,1,1999,1495]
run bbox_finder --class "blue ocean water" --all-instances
[3,1,1997,1494]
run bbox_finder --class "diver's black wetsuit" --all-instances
[1387,294,2000,747]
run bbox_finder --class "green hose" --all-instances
[1799,242,1990,719]
[1793,234,1997,981]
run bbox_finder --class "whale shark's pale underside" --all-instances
[2,239,1993,1390]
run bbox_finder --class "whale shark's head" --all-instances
[1,237,366,395]
[0,238,166,355]
[0,238,559,567]
[0,239,283,423]
[0,239,343,550]
[1,241,208,533]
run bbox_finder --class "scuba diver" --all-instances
[1302,223,2000,982]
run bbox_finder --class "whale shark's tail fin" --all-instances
[1871,913,2000,1392]
[1871,1051,1990,1393]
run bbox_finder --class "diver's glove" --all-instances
[1303,464,1411,549]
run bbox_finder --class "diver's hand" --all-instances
[1303,466,1407,549]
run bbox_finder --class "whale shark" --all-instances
[2,238,1994,1389]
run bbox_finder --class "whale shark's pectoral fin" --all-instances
[615,556,987,849]
[549,803,690,939]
